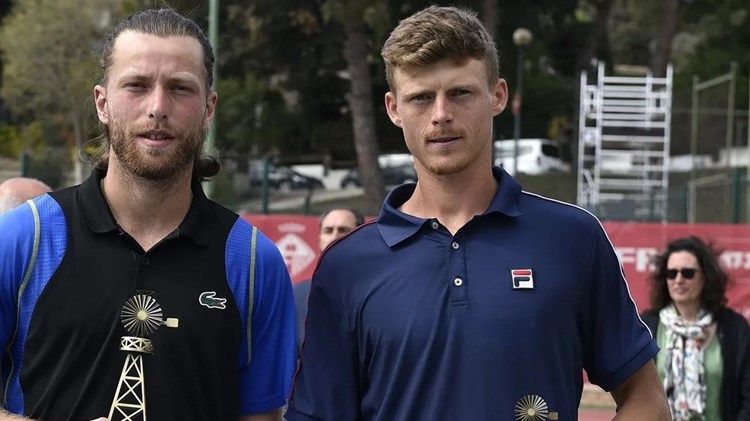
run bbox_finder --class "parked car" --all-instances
[493,138,570,176]
[249,161,324,191]
[340,164,417,189]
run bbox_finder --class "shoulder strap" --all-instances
[246,225,258,364]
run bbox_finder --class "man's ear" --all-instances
[94,85,109,124]
[384,91,402,127]
[491,79,508,116]
[204,91,218,129]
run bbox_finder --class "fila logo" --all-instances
[511,269,534,290]
[199,291,227,309]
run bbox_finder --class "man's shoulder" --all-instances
[518,191,605,238]
[229,217,284,256]
[320,221,382,259]
[314,221,383,284]
[520,191,598,220]
[1,193,66,230]
[0,202,38,248]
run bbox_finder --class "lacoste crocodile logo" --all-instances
[199,291,227,310]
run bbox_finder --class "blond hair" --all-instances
[381,6,499,91]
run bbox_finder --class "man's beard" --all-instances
[107,119,206,181]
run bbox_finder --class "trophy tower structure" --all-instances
[109,294,179,421]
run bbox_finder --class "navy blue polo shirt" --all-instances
[287,167,657,421]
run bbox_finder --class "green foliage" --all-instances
[0,122,44,158]
[0,0,116,115]
[1,0,747,176]
[27,147,70,189]
[215,75,299,156]
[0,0,121,183]
[208,170,239,208]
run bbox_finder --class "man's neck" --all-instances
[400,163,497,235]
[101,163,193,251]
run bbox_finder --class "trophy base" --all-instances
[109,352,147,421]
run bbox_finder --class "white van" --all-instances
[493,138,570,176]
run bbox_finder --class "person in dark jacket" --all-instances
[641,236,750,420]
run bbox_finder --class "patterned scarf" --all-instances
[659,304,713,420]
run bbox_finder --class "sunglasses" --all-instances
[666,268,699,280]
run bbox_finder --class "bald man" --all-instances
[293,208,365,352]
[0,177,52,215]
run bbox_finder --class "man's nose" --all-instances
[431,95,453,125]
[148,87,168,121]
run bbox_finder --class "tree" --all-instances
[650,0,678,77]
[575,0,616,73]
[0,0,121,183]
[323,0,386,209]
[482,0,498,39]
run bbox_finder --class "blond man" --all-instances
[287,6,669,420]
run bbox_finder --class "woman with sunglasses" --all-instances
[641,236,750,420]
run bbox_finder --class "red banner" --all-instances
[242,215,750,321]
[601,222,750,321]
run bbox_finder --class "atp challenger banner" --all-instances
[242,215,750,321]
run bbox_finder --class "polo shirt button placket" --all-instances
[450,234,468,303]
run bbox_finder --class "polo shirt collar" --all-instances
[80,168,211,246]
[377,166,522,247]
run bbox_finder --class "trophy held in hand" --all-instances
[109,295,179,421]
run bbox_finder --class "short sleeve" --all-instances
[580,222,659,391]
[286,276,361,421]
[238,233,297,414]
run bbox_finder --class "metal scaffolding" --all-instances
[577,62,673,221]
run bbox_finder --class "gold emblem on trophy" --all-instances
[108,295,179,421]
[514,394,558,420]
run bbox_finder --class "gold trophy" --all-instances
[108,295,179,421]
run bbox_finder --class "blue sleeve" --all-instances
[286,275,360,421]
[0,203,37,358]
[581,220,658,391]
[239,232,297,415]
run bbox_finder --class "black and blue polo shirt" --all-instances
[287,167,657,421]
[0,169,296,420]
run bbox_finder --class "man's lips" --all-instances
[139,130,175,141]
[428,136,461,143]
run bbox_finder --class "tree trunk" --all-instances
[343,19,385,209]
[650,0,678,77]
[571,0,616,191]
[575,0,616,73]
[482,0,498,39]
